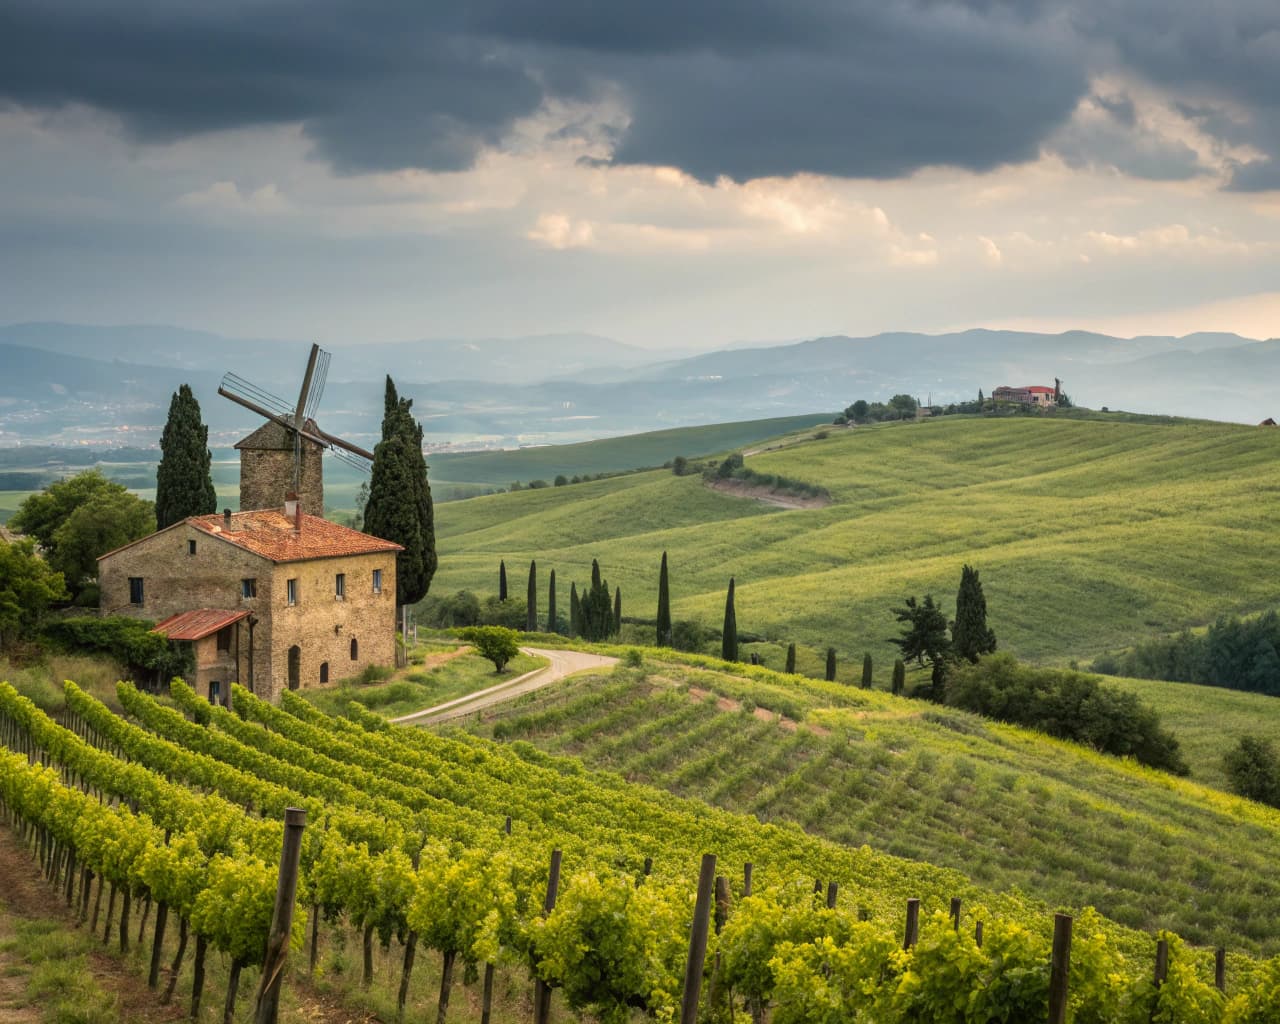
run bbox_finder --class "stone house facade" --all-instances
[98,498,400,704]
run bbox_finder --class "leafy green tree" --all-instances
[364,377,437,607]
[578,560,614,641]
[1223,735,1280,808]
[554,475,568,487]
[613,586,622,635]
[526,560,538,632]
[785,643,796,674]
[499,559,508,601]
[656,551,672,647]
[952,564,997,663]
[461,626,521,672]
[0,536,66,646]
[547,569,559,634]
[825,647,836,681]
[569,582,580,637]
[721,577,738,662]
[861,652,873,689]
[12,469,128,550]
[850,399,870,422]
[892,659,906,695]
[351,480,370,531]
[888,393,919,417]
[890,595,952,694]
[671,456,689,476]
[154,384,216,530]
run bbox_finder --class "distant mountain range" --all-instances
[0,321,1276,449]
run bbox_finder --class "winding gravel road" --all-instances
[389,646,618,727]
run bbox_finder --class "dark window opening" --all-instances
[242,578,257,599]
[349,638,358,661]
[287,579,298,606]
[128,577,144,605]
[216,626,231,652]
[188,539,197,555]
[335,573,345,600]
[287,646,301,691]
[319,662,329,684]
[372,569,382,594]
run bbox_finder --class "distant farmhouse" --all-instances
[992,383,1060,407]
[98,346,400,705]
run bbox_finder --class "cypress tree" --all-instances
[569,583,580,638]
[154,384,216,529]
[499,560,508,601]
[825,647,837,682]
[952,564,997,663]
[613,586,622,636]
[721,578,738,663]
[892,659,906,696]
[547,570,558,635]
[785,643,796,674]
[364,377,437,608]
[526,560,538,632]
[656,551,672,647]
[861,652,873,689]
[579,560,614,641]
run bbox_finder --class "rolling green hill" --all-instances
[454,655,1280,955]
[430,414,1280,666]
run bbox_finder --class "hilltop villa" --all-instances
[992,384,1058,407]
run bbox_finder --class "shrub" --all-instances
[671,456,689,476]
[461,625,521,671]
[480,595,528,630]
[43,615,191,684]
[1223,735,1280,808]
[623,648,644,668]
[671,620,707,653]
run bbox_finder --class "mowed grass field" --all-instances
[430,415,1280,665]
[458,657,1280,955]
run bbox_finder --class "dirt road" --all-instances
[389,646,618,726]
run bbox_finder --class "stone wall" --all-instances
[236,419,324,515]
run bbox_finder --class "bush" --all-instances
[623,648,644,668]
[480,595,528,629]
[43,615,192,685]
[461,625,521,671]
[1223,735,1280,808]
[946,653,1188,774]
[671,619,707,653]
[671,456,689,476]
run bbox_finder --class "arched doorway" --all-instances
[319,662,329,684]
[287,646,301,691]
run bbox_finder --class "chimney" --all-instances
[285,492,301,534]
[222,508,232,531]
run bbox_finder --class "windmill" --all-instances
[219,344,374,517]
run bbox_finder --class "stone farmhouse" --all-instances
[99,496,401,704]
[992,384,1058,407]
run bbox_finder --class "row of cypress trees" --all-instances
[497,557,622,641]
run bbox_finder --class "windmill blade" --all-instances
[294,344,322,424]
[330,445,372,475]
[218,384,336,449]
[304,348,330,422]
[312,422,375,462]
[220,372,295,422]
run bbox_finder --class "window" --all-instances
[188,539,197,555]
[128,577,144,605]
[372,568,382,595]
[335,573,345,600]
[319,662,329,684]
[287,579,298,606]
[350,638,358,661]
[241,578,257,599]
[216,626,231,652]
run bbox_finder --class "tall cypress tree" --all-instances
[892,659,906,696]
[526,560,538,632]
[499,560,508,601]
[613,587,622,636]
[785,643,796,674]
[952,564,997,663]
[579,560,613,641]
[825,647,837,681]
[721,578,738,663]
[861,652,873,689]
[569,582,580,637]
[364,377,437,607]
[547,570,558,635]
[155,384,216,529]
[656,551,672,647]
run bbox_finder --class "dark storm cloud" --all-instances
[1,0,1277,186]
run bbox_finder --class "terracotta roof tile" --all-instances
[189,510,403,563]
[152,609,250,641]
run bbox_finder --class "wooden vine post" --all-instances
[253,807,306,1024]
[680,853,717,1024]
[1048,913,1072,1024]
[533,849,563,1024]
[903,898,920,950]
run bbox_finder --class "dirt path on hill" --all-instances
[417,645,472,670]
[391,647,618,726]
[705,478,830,509]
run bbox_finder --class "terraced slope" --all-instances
[432,415,1280,664]
[456,657,1280,955]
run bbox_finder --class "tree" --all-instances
[569,583,580,637]
[888,394,918,418]
[578,560,614,641]
[656,551,672,647]
[671,456,689,476]
[1223,736,1280,808]
[12,469,129,550]
[547,569,559,635]
[154,384,217,530]
[554,475,568,487]
[499,560,508,601]
[892,659,906,695]
[952,564,996,663]
[0,536,66,647]
[850,400,870,423]
[721,578,738,662]
[861,652,873,689]
[50,489,155,596]
[351,480,370,531]
[825,647,837,681]
[785,643,796,674]
[461,626,520,672]
[977,389,984,406]
[363,377,437,608]
[613,587,622,635]
[890,595,951,694]
[526,560,538,632]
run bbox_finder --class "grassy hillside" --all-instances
[431,415,1280,665]
[455,655,1280,955]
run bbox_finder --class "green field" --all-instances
[429,415,1280,666]
[458,655,1280,955]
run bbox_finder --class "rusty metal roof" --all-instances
[152,609,251,641]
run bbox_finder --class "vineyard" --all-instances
[2,674,1279,1023]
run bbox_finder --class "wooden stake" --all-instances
[1154,938,1169,988]
[253,807,307,1024]
[826,882,838,910]
[1048,913,1072,1024]
[903,899,920,950]
[743,863,753,898]
[949,897,962,931]
[533,850,562,1024]
[1215,948,1226,993]
[680,853,717,1024]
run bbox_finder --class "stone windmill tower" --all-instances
[218,344,373,516]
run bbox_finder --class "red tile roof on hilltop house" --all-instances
[188,509,403,563]
[152,608,251,641]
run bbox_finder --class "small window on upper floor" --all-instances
[216,626,231,652]
[372,568,382,595]
[188,539,197,555]
[128,577,144,605]
[242,578,257,599]
[350,637,358,661]
[335,573,345,600]
[287,578,298,606]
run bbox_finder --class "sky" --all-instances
[1,1,1278,349]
